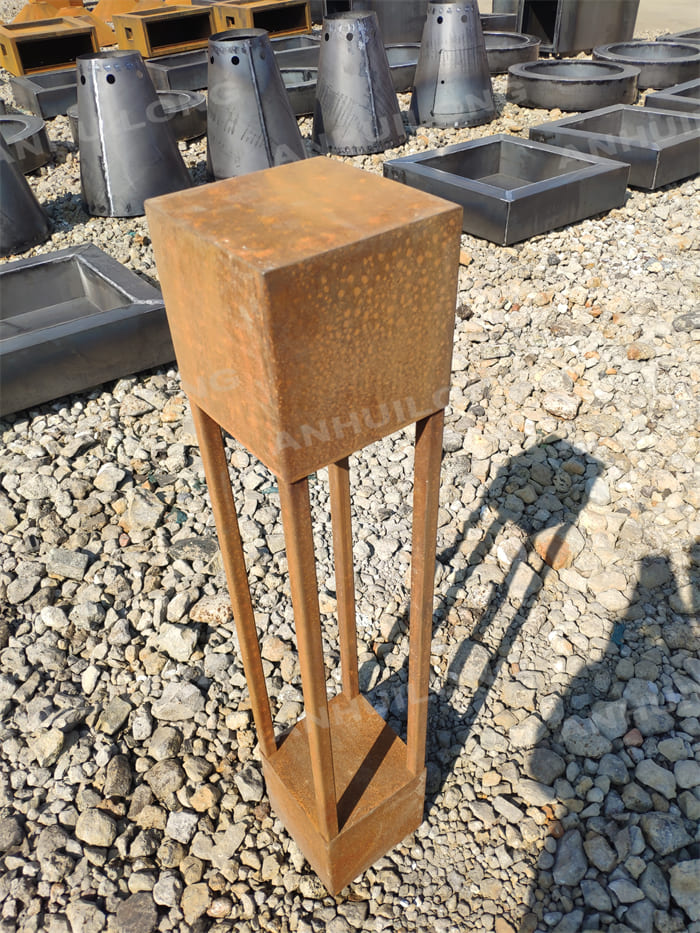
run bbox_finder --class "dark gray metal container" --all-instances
[383,134,629,245]
[409,0,495,128]
[281,67,318,115]
[484,31,539,74]
[0,137,50,258]
[593,41,700,90]
[0,244,172,416]
[77,50,192,217]
[507,59,639,110]
[313,11,406,154]
[0,113,51,174]
[10,67,78,119]
[517,0,639,56]
[385,43,420,92]
[207,29,306,179]
[529,105,700,189]
[646,78,700,114]
[145,50,209,91]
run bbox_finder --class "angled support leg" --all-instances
[328,457,360,699]
[406,410,444,776]
[189,402,277,759]
[278,477,339,841]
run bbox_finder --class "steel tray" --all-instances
[529,104,700,189]
[145,49,209,91]
[383,134,629,245]
[0,244,172,416]
[10,66,77,119]
[645,78,700,114]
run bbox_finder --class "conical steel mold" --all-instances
[77,49,192,217]
[206,28,306,180]
[409,0,495,128]
[312,11,406,154]
[0,136,50,256]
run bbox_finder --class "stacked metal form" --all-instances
[313,11,406,154]
[207,28,306,179]
[77,49,193,216]
[409,0,495,128]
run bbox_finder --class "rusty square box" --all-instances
[145,157,461,483]
[113,5,215,58]
[0,18,99,76]
[213,0,311,37]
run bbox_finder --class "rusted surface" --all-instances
[407,411,444,774]
[145,158,461,483]
[0,18,99,76]
[113,6,215,58]
[262,692,426,893]
[190,403,277,759]
[213,0,311,37]
[146,157,459,892]
[278,477,339,841]
[329,458,359,699]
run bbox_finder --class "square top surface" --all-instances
[147,157,458,271]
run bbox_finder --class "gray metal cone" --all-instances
[206,29,307,180]
[77,51,193,218]
[409,0,496,128]
[313,11,407,155]
[0,137,50,257]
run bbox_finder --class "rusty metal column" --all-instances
[190,402,277,759]
[328,458,360,699]
[278,477,339,841]
[407,410,444,776]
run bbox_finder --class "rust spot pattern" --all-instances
[145,157,462,481]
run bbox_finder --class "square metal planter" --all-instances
[113,6,216,59]
[0,245,172,416]
[213,0,311,37]
[529,105,700,189]
[383,134,629,245]
[517,0,639,56]
[646,78,700,115]
[145,49,209,91]
[10,66,77,118]
[0,18,99,76]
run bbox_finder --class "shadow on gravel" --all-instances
[365,427,700,931]
[517,550,700,933]
[411,439,604,802]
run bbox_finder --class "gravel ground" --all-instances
[1,15,700,933]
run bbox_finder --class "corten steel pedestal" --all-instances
[146,158,461,893]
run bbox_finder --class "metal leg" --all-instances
[190,402,277,759]
[278,477,339,841]
[406,410,444,776]
[328,458,360,699]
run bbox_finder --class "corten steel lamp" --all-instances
[145,158,461,894]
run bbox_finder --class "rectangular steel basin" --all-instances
[145,49,209,91]
[10,67,77,118]
[270,33,319,51]
[383,134,629,245]
[517,0,639,55]
[646,78,700,115]
[529,105,700,189]
[0,245,172,416]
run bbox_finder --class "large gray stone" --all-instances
[561,716,612,758]
[640,813,693,856]
[669,860,700,921]
[553,829,587,886]
[75,808,117,848]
